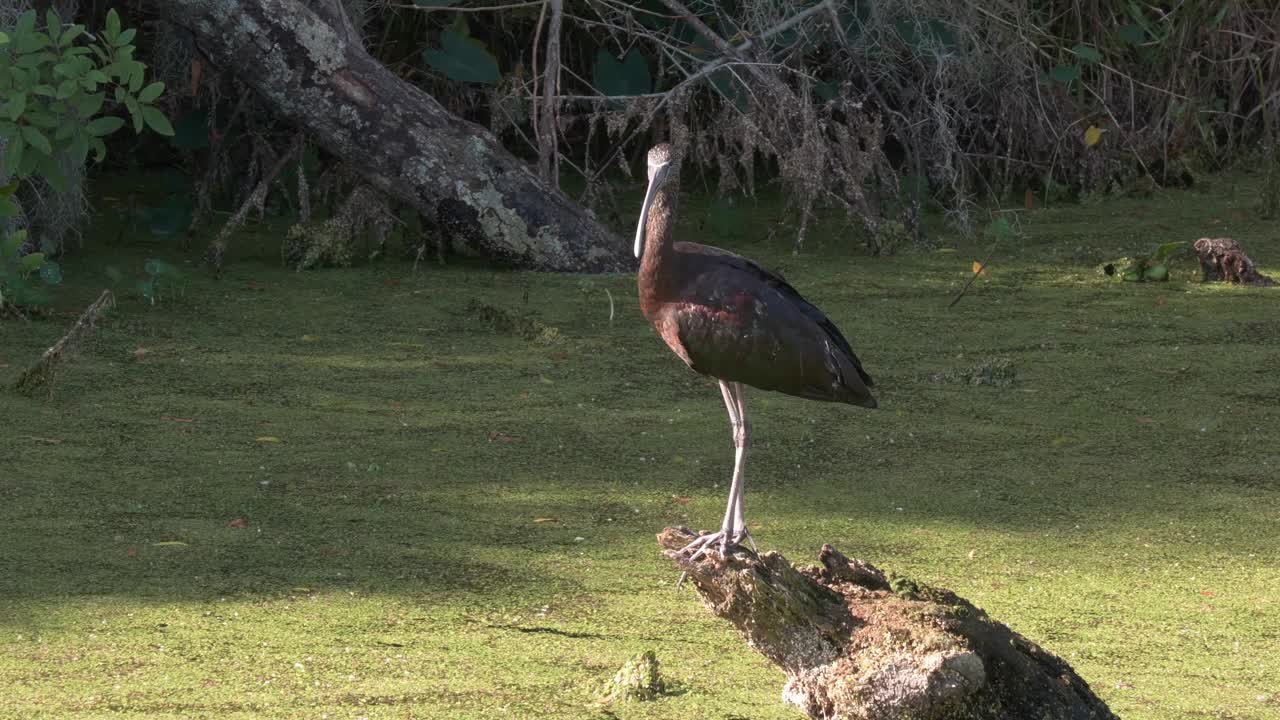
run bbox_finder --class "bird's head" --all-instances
[634,143,678,258]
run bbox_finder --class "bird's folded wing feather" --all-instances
[665,244,874,404]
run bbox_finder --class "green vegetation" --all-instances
[0,8,170,316]
[1,173,1278,719]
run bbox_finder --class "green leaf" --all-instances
[0,31,9,46]
[89,136,107,163]
[0,180,18,198]
[61,25,84,45]
[128,61,146,93]
[422,30,500,84]
[1126,2,1159,40]
[17,140,40,175]
[1,232,21,259]
[20,125,52,155]
[8,227,29,246]
[14,11,37,51]
[141,106,174,136]
[137,81,164,104]
[81,71,104,92]
[0,121,15,140]
[125,94,142,132]
[592,49,651,98]
[31,84,55,97]
[15,51,51,69]
[37,155,67,191]
[1072,44,1103,64]
[1049,64,1081,83]
[1118,24,1145,45]
[46,9,63,46]
[2,134,24,176]
[56,77,78,99]
[448,13,469,36]
[86,115,125,136]
[1152,241,1185,262]
[5,92,26,121]
[69,132,88,164]
[24,110,56,128]
[20,252,46,272]
[76,91,105,118]
[116,28,136,48]
[105,9,121,40]
[9,66,31,88]
[39,260,62,285]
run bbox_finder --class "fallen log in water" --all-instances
[658,527,1118,720]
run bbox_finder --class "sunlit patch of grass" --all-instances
[1,172,1278,719]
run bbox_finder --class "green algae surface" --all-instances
[1,175,1278,719]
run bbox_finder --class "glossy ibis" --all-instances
[634,143,877,558]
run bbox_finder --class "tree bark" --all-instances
[658,527,1118,720]
[150,0,633,273]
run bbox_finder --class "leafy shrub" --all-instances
[0,8,172,313]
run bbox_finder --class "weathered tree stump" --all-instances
[658,527,1118,720]
[1193,237,1276,286]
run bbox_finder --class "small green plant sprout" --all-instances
[0,181,60,314]
[1103,241,1187,282]
[576,277,615,323]
[138,258,185,306]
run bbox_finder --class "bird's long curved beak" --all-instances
[633,164,667,259]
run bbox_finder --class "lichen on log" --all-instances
[658,527,1118,720]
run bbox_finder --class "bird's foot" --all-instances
[674,529,755,591]
[677,528,755,560]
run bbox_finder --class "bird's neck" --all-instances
[638,185,678,307]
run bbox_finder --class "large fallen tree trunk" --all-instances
[150,0,632,273]
[658,527,1118,720]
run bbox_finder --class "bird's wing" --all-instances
[674,242,874,388]
[664,245,875,406]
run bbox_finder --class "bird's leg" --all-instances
[681,381,754,559]
[729,382,756,552]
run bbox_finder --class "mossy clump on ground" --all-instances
[930,357,1016,387]
[599,650,666,703]
[467,299,563,344]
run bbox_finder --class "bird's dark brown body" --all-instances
[637,179,875,409]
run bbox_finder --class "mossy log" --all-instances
[150,0,631,273]
[658,527,1118,720]
[1193,237,1276,287]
